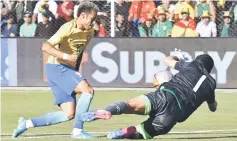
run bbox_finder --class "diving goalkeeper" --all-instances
[82,52,218,139]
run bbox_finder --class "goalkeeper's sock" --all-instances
[74,92,93,129]
[30,111,69,127]
[105,101,128,115]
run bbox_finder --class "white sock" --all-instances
[73,128,82,134]
[26,120,34,128]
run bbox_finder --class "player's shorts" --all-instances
[140,90,182,138]
[46,63,85,105]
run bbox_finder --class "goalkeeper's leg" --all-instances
[107,114,176,140]
[82,95,151,122]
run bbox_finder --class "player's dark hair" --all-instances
[195,54,214,73]
[77,1,100,17]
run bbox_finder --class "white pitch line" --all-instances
[1,129,237,140]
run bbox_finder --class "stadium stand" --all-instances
[1,0,237,38]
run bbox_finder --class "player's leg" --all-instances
[106,118,155,139]
[82,94,152,122]
[12,65,76,138]
[82,70,173,122]
[43,64,95,138]
[71,79,95,138]
[25,102,75,128]
[107,91,181,139]
[107,114,177,140]
[27,87,77,128]
[12,101,75,138]
[12,89,76,138]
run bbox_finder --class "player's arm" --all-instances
[208,101,217,112]
[163,56,190,71]
[163,56,179,69]
[41,25,76,62]
[164,48,190,70]
[207,91,217,112]
[42,42,66,59]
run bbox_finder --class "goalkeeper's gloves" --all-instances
[174,48,186,61]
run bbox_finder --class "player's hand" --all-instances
[208,101,217,112]
[174,48,185,61]
[67,54,77,63]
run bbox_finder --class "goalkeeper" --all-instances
[82,51,218,139]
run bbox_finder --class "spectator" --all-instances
[93,16,106,37]
[218,11,237,37]
[174,0,195,20]
[1,13,18,37]
[152,7,173,37]
[19,11,36,37]
[1,0,13,11]
[157,0,175,21]
[196,11,217,37]
[56,0,74,22]
[195,0,216,22]
[233,2,237,22]
[35,12,57,37]
[128,1,155,37]
[115,13,130,37]
[11,0,25,23]
[33,0,57,23]
[1,9,8,31]
[24,0,37,13]
[138,14,154,37]
[171,8,197,37]
[93,1,109,14]
[115,0,130,19]
[214,0,233,26]
[129,1,156,23]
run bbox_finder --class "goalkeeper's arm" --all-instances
[163,56,190,71]
[207,91,217,112]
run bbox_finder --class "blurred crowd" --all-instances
[1,0,237,38]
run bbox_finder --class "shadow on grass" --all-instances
[1,133,107,138]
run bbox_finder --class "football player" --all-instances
[82,52,218,139]
[12,1,99,139]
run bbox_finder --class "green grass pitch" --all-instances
[1,90,237,141]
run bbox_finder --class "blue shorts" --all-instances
[46,64,85,105]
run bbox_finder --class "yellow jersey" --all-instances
[46,19,94,68]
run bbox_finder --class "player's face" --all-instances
[81,11,97,30]
[153,75,160,89]
[93,21,100,31]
